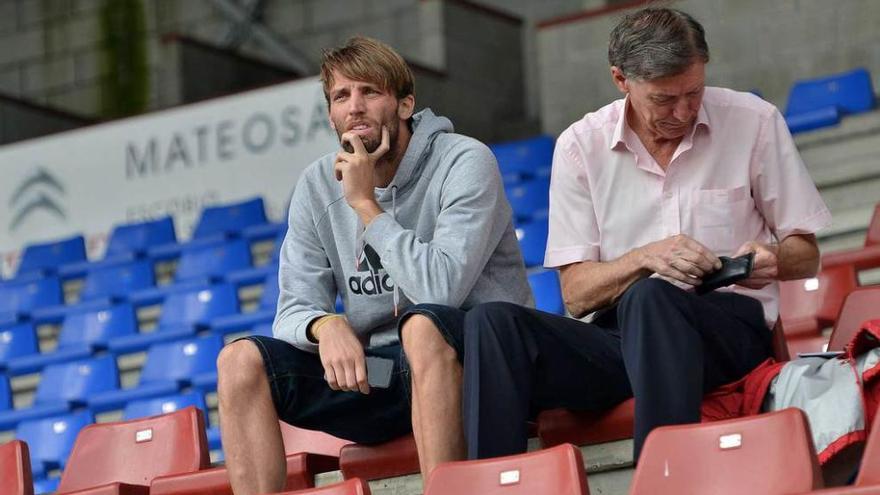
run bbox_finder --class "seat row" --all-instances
[4,404,880,495]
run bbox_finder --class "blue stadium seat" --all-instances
[105,216,176,259]
[211,271,278,335]
[133,238,250,305]
[79,259,155,302]
[32,476,59,494]
[0,277,63,326]
[225,229,285,286]
[490,135,555,181]
[529,270,564,315]
[242,220,287,243]
[7,304,138,375]
[175,238,252,283]
[249,322,274,339]
[122,390,207,421]
[90,334,224,412]
[516,218,548,267]
[0,355,118,430]
[785,106,841,134]
[786,67,876,117]
[192,197,267,240]
[108,284,239,354]
[16,235,86,279]
[0,323,39,366]
[0,375,11,410]
[16,410,94,480]
[506,178,550,223]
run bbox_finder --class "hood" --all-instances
[377,108,453,201]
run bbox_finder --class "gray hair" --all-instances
[608,8,709,80]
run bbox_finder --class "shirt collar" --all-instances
[610,94,712,151]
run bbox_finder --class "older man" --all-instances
[462,8,831,461]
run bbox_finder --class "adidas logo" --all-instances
[348,244,394,296]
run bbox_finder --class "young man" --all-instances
[216,37,531,494]
[461,8,832,462]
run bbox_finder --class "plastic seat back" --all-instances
[17,236,86,277]
[80,260,155,301]
[506,178,550,223]
[490,135,555,178]
[827,287,880,352]
[158,284,239,328]
[280,421,352,457]
[56,304,138,351]
[785,67,875,117]
[261,271,280,310]
[0,440,33,495]
[175,238,252,282]
[106,216,176,258]
[139,334,224,386]
[33,355,118,407]
[0,277,63,315]
[856,413,880,485]
[123,391,207,421]
[516,219,548,268]
[529,270,564,315]
[193,197,267,239]
[423,443,588,495]
[779,265,858,334]
[16,411,94,477]
[1,375,11,410]
[867,203,880,247]
[0,323,39,363]
[57,406,210,493]
[630,408,822,494]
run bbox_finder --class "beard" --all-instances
[336,119,400,153]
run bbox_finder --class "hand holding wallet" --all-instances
[696,252,755,295]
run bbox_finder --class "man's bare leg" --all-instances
[401,315,466,476]
[217,340,287,495]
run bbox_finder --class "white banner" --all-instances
[0,77,338,277]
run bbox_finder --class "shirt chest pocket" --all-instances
[693,186,753,255]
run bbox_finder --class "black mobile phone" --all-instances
[365,356,394,389]
[696,252,755,295]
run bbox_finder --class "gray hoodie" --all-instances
[274,109,533,352]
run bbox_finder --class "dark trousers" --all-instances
[462,278,772,461]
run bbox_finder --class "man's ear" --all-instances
[398,94,415,120]
[610,66,629,94]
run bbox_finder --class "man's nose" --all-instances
[672,98,694,122]
[349,92,366,114]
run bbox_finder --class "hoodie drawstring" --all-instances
[391,185,399,317]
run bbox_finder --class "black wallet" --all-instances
[695,253,755,295]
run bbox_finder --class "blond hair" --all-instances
[320,36,415,105]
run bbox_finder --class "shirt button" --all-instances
[664,192,673,199]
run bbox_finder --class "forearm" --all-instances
[776,233,820,280]
[559,250,649,318]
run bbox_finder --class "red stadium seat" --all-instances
[822,203,880,274]
[827,287,880,352]
[538,322,792,451]
[339,434,419,481]
[273,478,371,495]
[55,406,209,495]
[150,421,351,494]
[422,443,588,495]
[630,408,822,494]
[0,440,34,495]
[854,410,880,487]
[779,265,858,339]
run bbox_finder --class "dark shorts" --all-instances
[240,303,465,445]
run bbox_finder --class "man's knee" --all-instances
[618,278,681,316]
[217,340,269,395]
[401,314,456,371]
